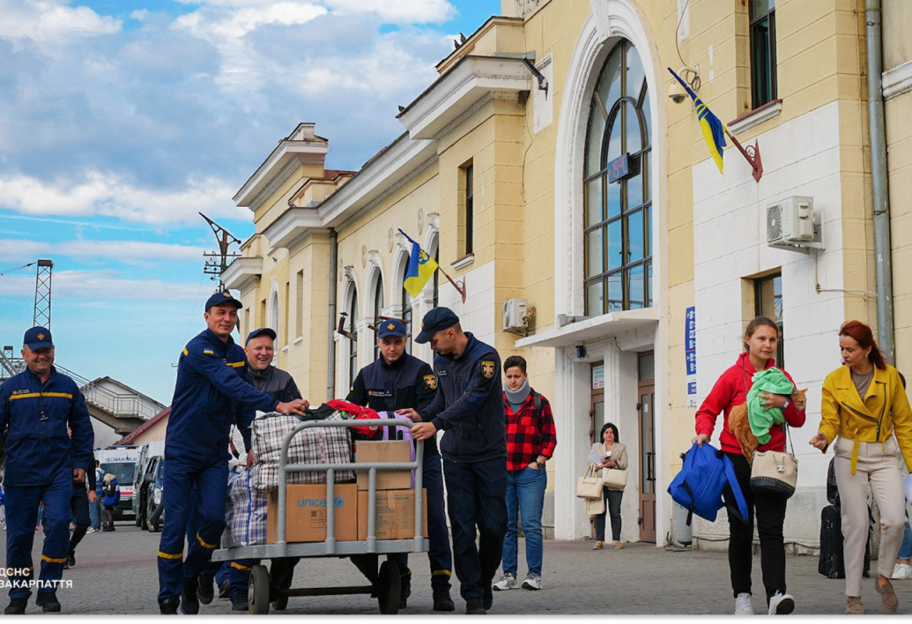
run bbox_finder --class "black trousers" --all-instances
[68,486,91,554]
[722,452,788,604]
[593,489,623,542]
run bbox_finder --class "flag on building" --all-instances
[668,67,727,173]
[399,229,438,298]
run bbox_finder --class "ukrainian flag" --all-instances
[399,229,438,298]
[668,67,727,173]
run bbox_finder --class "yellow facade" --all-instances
[225,0,897,545]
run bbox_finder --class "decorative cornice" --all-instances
[246,159,301,213]
[261,208,324,251]
[221,257,262,292]
[884,59,912,100]
[727,99,782,135]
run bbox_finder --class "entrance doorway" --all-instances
[637,352,656,543]
[589,362,604,539]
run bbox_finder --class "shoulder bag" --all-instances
[576,464,603,499]
[750,423,798,498]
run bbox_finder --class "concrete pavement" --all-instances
[1,522,910,615]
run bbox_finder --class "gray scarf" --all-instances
[504,380,531,412]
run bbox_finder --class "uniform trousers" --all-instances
[68,485,90,555]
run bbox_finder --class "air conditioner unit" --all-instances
[767,196,819,250]
[503,298,528,332]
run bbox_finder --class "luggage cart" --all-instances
[212,418,427,615]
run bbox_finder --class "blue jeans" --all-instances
[899,521,911,561]
[89,495,101,531]
[501,465,546,577]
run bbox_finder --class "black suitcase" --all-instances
[818,504,871,579]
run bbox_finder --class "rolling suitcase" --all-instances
[818,504,871,579]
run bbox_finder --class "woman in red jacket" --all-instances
[693,316,806,616]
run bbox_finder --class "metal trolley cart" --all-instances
[212,418,427,615]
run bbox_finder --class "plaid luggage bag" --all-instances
[251,412,355,492]
[223,467,268,547]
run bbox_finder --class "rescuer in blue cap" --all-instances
[157,290,308,615]
[399,308,506,615]
[346,318,454,612]
[0,327,94,614]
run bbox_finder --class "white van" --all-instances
[95,446,140,521]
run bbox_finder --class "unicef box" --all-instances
[266,483,358,543]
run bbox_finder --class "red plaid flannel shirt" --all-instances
[504,390,557,471]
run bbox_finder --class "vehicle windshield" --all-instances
[101,462,136,484]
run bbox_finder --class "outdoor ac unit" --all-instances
[767,196,816,249]
[503,298,528,332]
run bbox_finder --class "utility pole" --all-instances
[200,213,241,287]
[33,259,53,328]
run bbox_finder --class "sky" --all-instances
[0,0,500,404]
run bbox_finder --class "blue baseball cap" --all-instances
[205,290,242,312]
[246,327,277,345]
[24,326,54,350]
[415,307,459,344]
[377,319,407,339]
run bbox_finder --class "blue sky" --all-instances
[0,0,499,403]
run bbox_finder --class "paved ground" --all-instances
[1,520,911,616]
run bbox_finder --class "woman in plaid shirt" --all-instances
[493,355,557,592]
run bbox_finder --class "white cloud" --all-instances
[0,0,121,45]
[172,2,326,39]
[324,0,456,24]
[0,172,248,226]
[0,270,204,301]
[0,238,204,265]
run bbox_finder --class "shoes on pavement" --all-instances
[399,571,412,609]
[614,541,623,549]
[592,541,603,550]
[874,577,898,613]
[218,579,230,599]
[465,597,486,615]
[35,592,61,613]
[891,563,912,580]
[768,591,794,615]
[734,593,754,615]
[180,577,200,615]
[197,576,215,605]
[493,572,518,591]
[159,597,179,615]
[483,582,493,611]
[5,598,27,615]
[67,551,76,567]
[845,596,866,615]
[231,593,248,612]
[521,574,542,590]
[433,589,455,612]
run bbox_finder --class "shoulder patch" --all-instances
[423,374,437,390]
[481,361,496,379]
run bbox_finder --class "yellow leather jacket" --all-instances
[820,363,912,474]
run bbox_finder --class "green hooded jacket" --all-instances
[747,367,795,444]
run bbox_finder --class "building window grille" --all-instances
[347,284,358,387]
[750,0,777,109]
[754,272,784,366]
[372,274,384,361]
[463,164,474,256]
[400,260,412,354]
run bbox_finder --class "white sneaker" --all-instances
[521,575,542,590]
[493,573,518,591]
[735,593,754,615]
[892,563,912,580]
[768,591,795,615]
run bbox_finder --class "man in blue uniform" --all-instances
[403,308,506,615]
[347,319,454,612]
[157,292,308,615]
[0,327,94,614]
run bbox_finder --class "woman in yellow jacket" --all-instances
[810,321,912,615]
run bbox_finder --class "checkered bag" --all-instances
[251,412,355,492]
[224,467,268,547]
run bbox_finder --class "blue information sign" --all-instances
[685,307,697,403]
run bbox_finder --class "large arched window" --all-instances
[372,274,384,360]
[583,40,652,315]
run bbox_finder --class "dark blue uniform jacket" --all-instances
[166,329,279,460]
[0,366,94,486]
[418,333,504,463]
[347,353,440,456]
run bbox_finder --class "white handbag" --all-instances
[602,468,628,491]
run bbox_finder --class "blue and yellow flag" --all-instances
[668,67,727,173]
[399,229,438,298]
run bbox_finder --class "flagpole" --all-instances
[398,228,466,304]
[724,130,763,182]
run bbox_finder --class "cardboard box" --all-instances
[266,483,358,543]
[355,440,412,491]
[357,489,428,540]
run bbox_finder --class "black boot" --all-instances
[218,579,230,599]
[159,597,179,615]
[465,597,486,615]
[35,592,61,613]
[4,598,27,615]
[197,575,214,605]
[399,571,412,609]
[231,593,248,612]
[180,577,200,615]
[67,551,76,567]
[433,588,455,612]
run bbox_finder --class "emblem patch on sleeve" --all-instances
[424,374,437,390]
[481,361,495,379]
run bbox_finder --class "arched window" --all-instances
[269,288,280,344]
[583,40,652,315]
[400,260,412,354]
[346,283,359,388]
[372,274,384,360]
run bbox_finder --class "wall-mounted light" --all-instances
[576,345,587,360]
[669,66,701,103]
